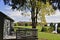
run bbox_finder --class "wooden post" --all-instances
[0,14,4,40]
[55,23,58,33]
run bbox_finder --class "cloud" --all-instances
[10,11,21,17]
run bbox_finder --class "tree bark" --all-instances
[31,7,38,28]
[35,8,38,26]
[30,0,37,28]
[31,7,36,28]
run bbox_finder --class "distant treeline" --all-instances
[14,22,41,26]
[14,22,60,27]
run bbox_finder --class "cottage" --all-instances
[46,15,60,33]
[0,12,14,39]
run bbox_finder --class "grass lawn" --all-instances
[14,26,60,40]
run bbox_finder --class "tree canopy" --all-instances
[3,0,60,28]
[3,0,60,10]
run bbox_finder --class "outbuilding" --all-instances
[0,12,14,39]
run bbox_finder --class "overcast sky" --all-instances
[0,0,60,23]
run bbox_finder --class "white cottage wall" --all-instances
[3,19,10,39]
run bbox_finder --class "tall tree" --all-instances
[39,2,54,26]
[3,0,55,28]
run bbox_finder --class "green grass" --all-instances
[38,32,60,40]
[14,26,32,32]
[14,26,60,40]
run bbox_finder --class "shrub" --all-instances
[57,27,60,33]
[47,27,54,33]
[41,27,47,32]
[50,23,53,27]
[41,27,54,33]
[25,23,28,26]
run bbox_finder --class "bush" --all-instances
[25,23,28,26]
[47,27,54,33]
[50,23,53,27]
[41,27,54,33]
[41,27,47,32]
[57,27,60,33]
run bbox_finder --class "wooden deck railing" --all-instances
[16,28,38,40]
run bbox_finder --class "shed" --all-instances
[0,12,14,40]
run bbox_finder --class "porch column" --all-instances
[55,23,58,33]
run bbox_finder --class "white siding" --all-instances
[3,19,10,39]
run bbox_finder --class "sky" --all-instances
[0,0,31,22]
[0,0,60,23]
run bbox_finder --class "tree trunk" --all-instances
[35,8,38,26]
[31,7,36,28]
[31,7,38,28]
[30,0,37,28]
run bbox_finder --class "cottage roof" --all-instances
[46,16,60,23]
[0,12,14,22]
